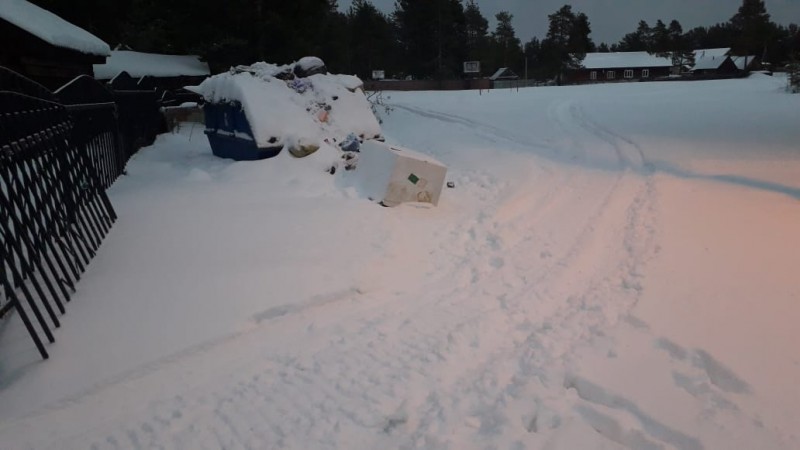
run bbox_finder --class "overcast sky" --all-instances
[338,0,800,45]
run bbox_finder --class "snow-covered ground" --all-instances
[1,74,799,449]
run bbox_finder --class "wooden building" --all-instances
[691,48,739,76]
[691,55,739,76]
[566,52,673,84]
[0,0,109,90]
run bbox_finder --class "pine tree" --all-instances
[569,13,596,54]
[347,0,398,79]
[491,11,523,70]
[617,20,652,52]
[394,0,466,79]
[524,37,542,78]
[539,5,594,82]
[464,0,489,59]
[651,20,671,54]
[730,0,772,56]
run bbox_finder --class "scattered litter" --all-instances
[288,140,320,158]
[447,181,455,188]
[289,78,312,94]
[340,133,360,153]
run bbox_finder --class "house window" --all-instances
[590,71,597,80]
[606,71,615,80]
[624,69,634,79]
[642,69,650,78]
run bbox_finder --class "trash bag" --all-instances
[289,78,313,94]
[340,132,360,153]
[294,56,327,78]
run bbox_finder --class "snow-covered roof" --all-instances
[186,60,381,148]
[93,51,210,80]
[692,55,730,71]
[693,48,730,60]
[731,56,757,70]
[0,0,110,56]
[489,67,518,80]
[580,52,673,70]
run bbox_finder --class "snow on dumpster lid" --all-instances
[186,60,380,149]
[0,0,110,56]
[94,51,210,80]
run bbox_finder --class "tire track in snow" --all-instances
[383,98,667,445]
[392,103,551,152]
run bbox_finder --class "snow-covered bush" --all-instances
[788,58,800,93]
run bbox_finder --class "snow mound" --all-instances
[186,59,382,149]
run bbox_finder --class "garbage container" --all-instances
[203,101,282,161]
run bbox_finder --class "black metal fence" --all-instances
[0,67,163,359]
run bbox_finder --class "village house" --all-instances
[691,48,738,76]
[566,52,673,84]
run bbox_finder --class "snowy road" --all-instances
[1,75,799,449]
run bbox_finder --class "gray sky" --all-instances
[338,0,800,45]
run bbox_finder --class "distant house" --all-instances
[691,48,738,76]
[489,67,519,81]
[0,0,109,89]
[567,52,673,84]
[691,55,738,75]
[93,50,211,91]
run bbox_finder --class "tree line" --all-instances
[29,0,800,81]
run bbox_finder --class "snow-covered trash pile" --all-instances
[186,57,382,161]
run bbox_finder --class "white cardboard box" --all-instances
[357,141,447,207]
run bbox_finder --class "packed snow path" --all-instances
[1,75,799,449]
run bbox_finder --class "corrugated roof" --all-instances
[94,51,210,80]
[0,0,110,56]
[580,52,673,69]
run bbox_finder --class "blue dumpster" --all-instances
[203,101,282,161]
